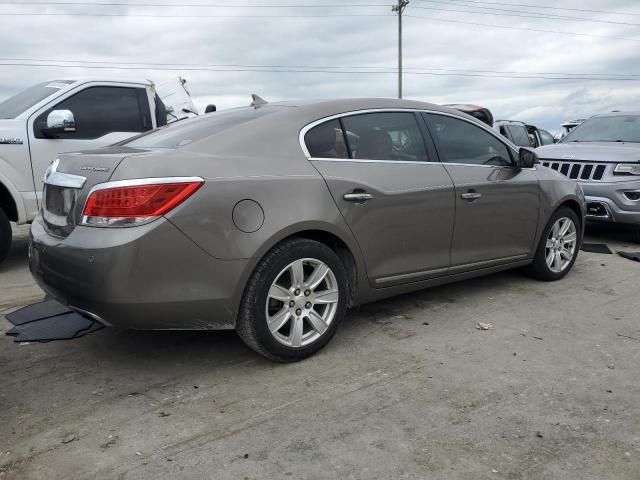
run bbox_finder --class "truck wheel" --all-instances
[237,238,348,362]
[0,208,11,264]
[525,206,581,281]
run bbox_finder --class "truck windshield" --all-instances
[0,80,75,119]
[562,115,640,143]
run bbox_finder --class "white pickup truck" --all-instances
[0,77,198,262]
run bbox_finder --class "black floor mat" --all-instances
[581,243,613,254]
[618,251,640,262]
[5,299,104,342]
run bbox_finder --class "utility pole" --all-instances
[392,0,410,99]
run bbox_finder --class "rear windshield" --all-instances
[123,106,284,148]
[0,80,75,119]
[562,115,640,143]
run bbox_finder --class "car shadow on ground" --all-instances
[3,222,637,368]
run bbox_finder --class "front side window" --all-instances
[35,86,151,140]
[426,114,513,166]
[341,112,428,161]
[539,129,555,145]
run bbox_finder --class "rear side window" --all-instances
[35,86,151,139]
[304,119,348,158]
[425,114,513,166]
[507,125,533,147]
[342,112,428,161]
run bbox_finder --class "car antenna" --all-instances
[250,94,268,108]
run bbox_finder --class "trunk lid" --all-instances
[42,146,150,237]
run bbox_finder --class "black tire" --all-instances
[0,208,11,264]
[237,238,349,362]
[631,225,640,244]
[525,206,582,281]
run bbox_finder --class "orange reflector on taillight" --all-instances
[83,181,203,219]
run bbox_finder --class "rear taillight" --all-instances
[81,178,203,227]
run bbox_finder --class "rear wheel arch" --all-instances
[248,228,359,308]
[0,182,18,222]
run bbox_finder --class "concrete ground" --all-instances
[1,224,639,480]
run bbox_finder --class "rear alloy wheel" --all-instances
[237,238,348,361]
[526,206,581,281]
[0,208,11,264]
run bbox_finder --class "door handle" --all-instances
[461,191,482,200]
[343,192,373,203]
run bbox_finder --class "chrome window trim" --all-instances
[298,107,520,167]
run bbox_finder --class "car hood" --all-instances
[537,142,640,163]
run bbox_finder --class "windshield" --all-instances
[562,115,640,143]
[0,80,75,119]
[123,105,286,148]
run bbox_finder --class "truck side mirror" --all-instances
[518,147,539,169]
[43,110,76,138]
[204,104,216,113]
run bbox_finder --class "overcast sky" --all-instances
[0,0,639,133]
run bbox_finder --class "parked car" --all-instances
[29,99,585,361]
[445,104,494,127]
[0,77,198,263]
[537,111,640,242]
[494,120,555,148]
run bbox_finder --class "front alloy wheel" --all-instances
[545,217,578,273]
[526,206,581,281]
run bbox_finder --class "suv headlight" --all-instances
[614,163,640,175]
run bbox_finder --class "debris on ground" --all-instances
[533,336,544,341]
[62,434,76,444]
[581,243,613,254]
[158,411,170,418]
[476,322,494,330]
[101,435,118,449]
[536,431,544,438]
[618,251,640,262]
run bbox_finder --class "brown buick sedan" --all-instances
[30,99,585,361]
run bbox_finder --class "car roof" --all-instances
[255,97,484,126]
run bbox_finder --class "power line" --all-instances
[412,2,640,27]
[405,14,640,43]
[0,12,392,17]
[415,0,640,17]
[3,57,639,78]
[1,61,637,81]
[0,1,391,6]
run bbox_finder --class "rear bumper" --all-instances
[581,179,640,226]
[29,216,249,330]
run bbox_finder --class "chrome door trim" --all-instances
[375,266,449,286]
[448,254,529,274]
[298,107,519,163]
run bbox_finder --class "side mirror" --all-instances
[43,109,76,138]
[204,104,216,113]
[518,147,539,168]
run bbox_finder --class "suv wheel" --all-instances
[526,206,581,281]
[237,238,348,362]
[631,225,640,244]
[0,208,11,264]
